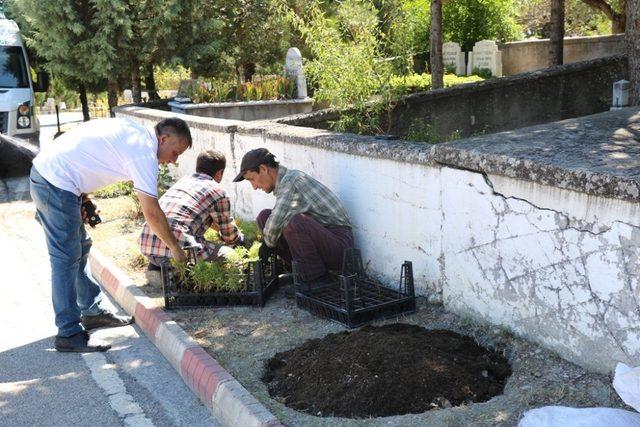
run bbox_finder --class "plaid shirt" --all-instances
[263,166,351,247]
[138,172,241,260]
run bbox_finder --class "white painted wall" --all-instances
[117,107,640,373]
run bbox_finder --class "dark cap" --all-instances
[233,148,274,182]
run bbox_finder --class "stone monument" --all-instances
[284,47,307,99]
[443,42,466,75]
[467,40,502,77]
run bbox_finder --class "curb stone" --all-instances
[89,249,283,427]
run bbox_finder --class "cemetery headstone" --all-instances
[468,40,502,77]
[123,89,134,104]
[443,42,466,76]
[284,47,307,99]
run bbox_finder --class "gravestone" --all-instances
[123,89,134,104]
[44,97,55,114]
[467,40,502,77]
[443,42,466,75]
[284,47,307,99]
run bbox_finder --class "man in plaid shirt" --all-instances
[139,150,242,267]
[233,148,354,289]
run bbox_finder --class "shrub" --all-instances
[93,181,133,198]
[389,73,484,95]
[472,67,493,79]
[406,120,461,144]
[181,76,296,104]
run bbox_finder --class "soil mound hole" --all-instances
[263,323,511,418]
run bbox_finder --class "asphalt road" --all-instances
[0,114,221,426]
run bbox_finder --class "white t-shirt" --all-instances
[33,118,159,197]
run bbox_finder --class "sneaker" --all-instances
[54,331,111,353]
[81,311,134,331]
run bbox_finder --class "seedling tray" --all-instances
[161,253,280,309]
[294,249,416,328]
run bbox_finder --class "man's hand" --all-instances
[171,246,188,263]
[258,243,273,263]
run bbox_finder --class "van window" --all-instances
[0,46,28,88]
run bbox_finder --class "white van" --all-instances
[0,18,45,143]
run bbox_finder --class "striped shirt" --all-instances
[263,166,351,247]
[138,172,241,260]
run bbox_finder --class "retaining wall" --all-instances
[282,56,629,141]
[501,34,625,76]
[115,105,640,374]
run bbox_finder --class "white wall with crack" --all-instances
[116,106,640,373]
[441,167,640,373]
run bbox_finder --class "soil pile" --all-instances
[263,323,512,418]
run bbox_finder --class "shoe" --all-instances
[81,311,134,331]
[54,331,111,353]
[146,262,161,272]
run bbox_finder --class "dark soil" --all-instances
[262,323,512,418]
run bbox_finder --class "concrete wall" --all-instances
[501,34,625,76]
[168,99,313,121]
[283,56,628,141]
[114,105,640,374]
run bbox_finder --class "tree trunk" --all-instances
[79,84,90,121]
[107,79,118,118]
[131,65,142,103]
[430,0,444,90]
[243,62,256,83]
[627,0,640,105]
[580,0,625,33]
[549,0,565,66]
[145,64,160,101]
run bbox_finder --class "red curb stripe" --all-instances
[181,348,234,400]
[89,257,105,282]
[133,304,165,338]
[100,268,119,295]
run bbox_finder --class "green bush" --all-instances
[406,120,461,144]
[182,76,296,104]
[472,67,493,79]
[93,181,133,198]
[389,73,484,95]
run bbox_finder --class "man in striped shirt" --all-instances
[233,148,354,289]
[139,150,242,267]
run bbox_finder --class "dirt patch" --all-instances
[263,324,511,418]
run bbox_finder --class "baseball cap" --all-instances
[233,148,274,182]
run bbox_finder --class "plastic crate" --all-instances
[293,249,416,328]
[160,248,280,309]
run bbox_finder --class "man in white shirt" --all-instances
[30,117,192,352]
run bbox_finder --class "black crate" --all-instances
[160,248,280,309]
[293,249,416,328]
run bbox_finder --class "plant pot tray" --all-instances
[161,255,280,309]
[294,249,416,328]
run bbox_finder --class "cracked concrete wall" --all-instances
[442,167,640,373]
[116,106,640,373]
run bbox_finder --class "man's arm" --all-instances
[136,191,187,262]
[210,196,242,244]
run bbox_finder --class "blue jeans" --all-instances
[30,167,103,337]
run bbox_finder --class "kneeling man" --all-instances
[233,148,354,289]
[139,150,243,267]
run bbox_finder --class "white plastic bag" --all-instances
[518,406,640,427]
[614,362,640,413]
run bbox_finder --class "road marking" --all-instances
[82,352,154,427]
